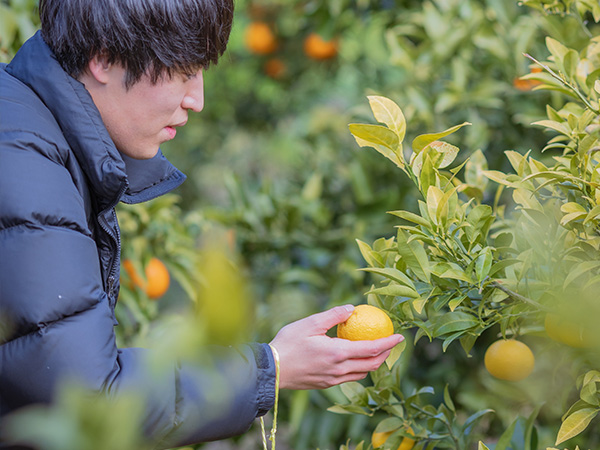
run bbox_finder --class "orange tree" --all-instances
[330,2,600,448]
[160,1,589,448]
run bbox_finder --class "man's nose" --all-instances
[181,71,204,112]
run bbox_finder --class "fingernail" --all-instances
[343,304,355,313]
[396,334,405,343]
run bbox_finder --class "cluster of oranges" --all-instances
[122,257,170,300]
[244,21,339,79]
[335,302,594,449]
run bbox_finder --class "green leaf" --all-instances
[463,409,495,435]
[448,295,467,312]
[561,211,587,227]
[583,204,600,224]
[563,260,600,288]
[359,267,417,290]
[340,381,368,405]
[356,239,383,268]
[412,122,471,153]
[427,186,444,226]
[349,124,404,168]
[545,37,569,73]
[385,339,406,369]
[427,140,460,168]
[478,442,491,450]
[494,417,518,450]
[327,404,370,415]
[374,417,403,433]
[419,154,438,195]
[556,408,599,445]
[465,150,489,190]
[431,262,472,283]
[396,229,431,282]
[432,311,478,337]
[488,259,520,278]
[436,186,459,228]
[387,210,431,228]
[367,284,419,298]
[443,385,455,412]
[475,247,493,282]
[531,119,571,136]
[367,95,406,142]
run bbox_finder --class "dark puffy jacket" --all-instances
[0,32,275,448]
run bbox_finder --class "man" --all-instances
[0,0,403,447]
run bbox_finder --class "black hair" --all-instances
[39,0,234,88]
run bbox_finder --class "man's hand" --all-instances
[269,305,404,390]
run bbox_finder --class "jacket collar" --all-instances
[6,31,186,209]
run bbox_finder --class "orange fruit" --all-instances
[337,305,394,341]
[245,22,277,55]
[123,257,170,299]
[484,339,534,381]
[513,67,543,91]
[303,33,338,60]
[544,313,593,348]
[372,427,415,450]
[264,58,286,79]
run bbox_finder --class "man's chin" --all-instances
[118,146,161,160]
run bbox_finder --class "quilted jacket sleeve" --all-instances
[0,80,275,448]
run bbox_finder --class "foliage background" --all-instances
[1,0,599,449]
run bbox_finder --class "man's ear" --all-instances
[86,53,112,84]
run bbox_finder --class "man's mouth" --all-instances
[165,126,177,139]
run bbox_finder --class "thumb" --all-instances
[309,304,355,334]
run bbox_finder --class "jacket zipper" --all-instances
[98,184,127,309]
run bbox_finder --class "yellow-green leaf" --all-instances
[412,297,427,314]
[428,140,459,168]
[367,95,406,142]
[556,408,598,445]
[560,211,587,227]
[349,124,404,168]
[427,185,444,226]
[356,239,382,268]
[387,210,431,228]
[412,122,471,153]
[385,339,406,369]
[396,229,431,282]
[367,284,419,298]
[359,267,416,290]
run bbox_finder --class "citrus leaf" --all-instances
[396,229,431,282]
[349,124,404,168]
[428,140,459,168]
[433,311,478,337]
[556,408,598,445]
[367,284,419,298]
[387,210,431,228]
[427,186,444,226]
[475,247,493,282]
[532,119,571,136]
[359,267,416,290]
[412,122,471,153]
[356,239,383,268]
[563,260,600,288]
[385,339,406,369]
[367,95,406,142]
[584,204,600,224]
[327,405,370,415]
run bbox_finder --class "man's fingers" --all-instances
[304,304,355,334]
[336,334,404,359]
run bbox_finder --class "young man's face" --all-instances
[80,61,204,159]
